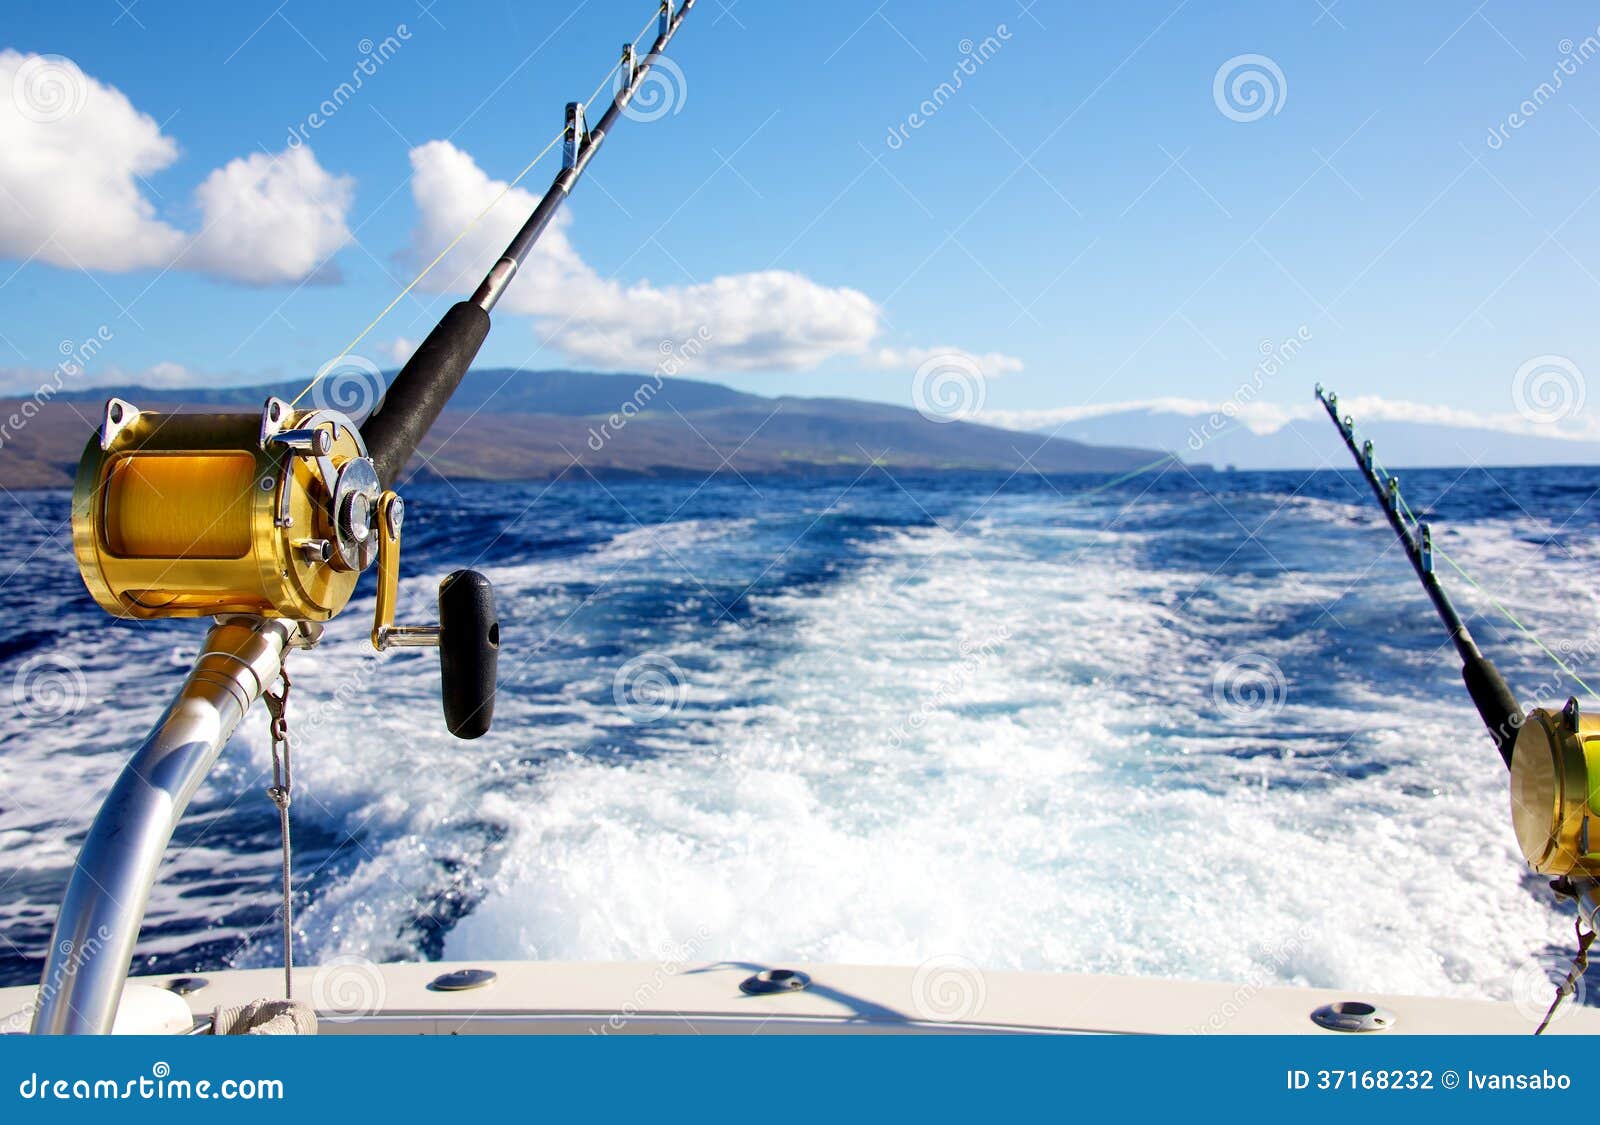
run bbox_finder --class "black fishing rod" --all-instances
[1315,385,1523,767]
[1318,388,1600,1030]
[362,0,698,487]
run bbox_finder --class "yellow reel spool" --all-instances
[72,397,377,622]
[1511,701,1600,877]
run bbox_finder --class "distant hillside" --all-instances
[1041,407,1600,470]
[1,369,1166,488]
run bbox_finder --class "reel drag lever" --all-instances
[371,492,500,740]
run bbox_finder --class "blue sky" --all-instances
[3,0,1599,438]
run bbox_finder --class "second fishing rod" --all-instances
[1315,385,1523,766]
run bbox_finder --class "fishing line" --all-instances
[1068,452,1181,499]
[291,2,670,410]
[1346,412,1599,704]
[289,127,566,410]
[1433,546,1600,705]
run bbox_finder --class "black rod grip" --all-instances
[438,569,498,740]
[361,301,491,488]
[1462,657,1522,769]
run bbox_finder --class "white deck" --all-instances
[7,960,1598,1034]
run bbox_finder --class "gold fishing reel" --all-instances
[72,395,499,739]
[72,396,382,622]
[1510,699,1600,877]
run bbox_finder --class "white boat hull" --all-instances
[7,960,1596,1035]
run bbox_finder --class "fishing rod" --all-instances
[361,0,697,488]
[34,1,700,1035]
[1316,387,1599,1015]
[1315,385,1522,766]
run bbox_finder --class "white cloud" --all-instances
[0,49,352,284]
[983,395,1600,443]
[405,140,1012,374]
[130,360,199,387]
[186,147,354,284]
[868,346,1024,377]
[385,337,418,364]
[0,359,208,394]
[0,49,183,270]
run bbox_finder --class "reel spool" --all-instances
[72,396,498,738]
[73,396,377,621]
[1511,699,1600,877]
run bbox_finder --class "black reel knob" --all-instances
[438,570,498,739]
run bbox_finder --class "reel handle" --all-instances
[438,570,498,740]
[370,494,498,740]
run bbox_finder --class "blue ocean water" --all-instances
[2,464,1597,1012]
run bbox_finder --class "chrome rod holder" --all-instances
[30,616,297,1034]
